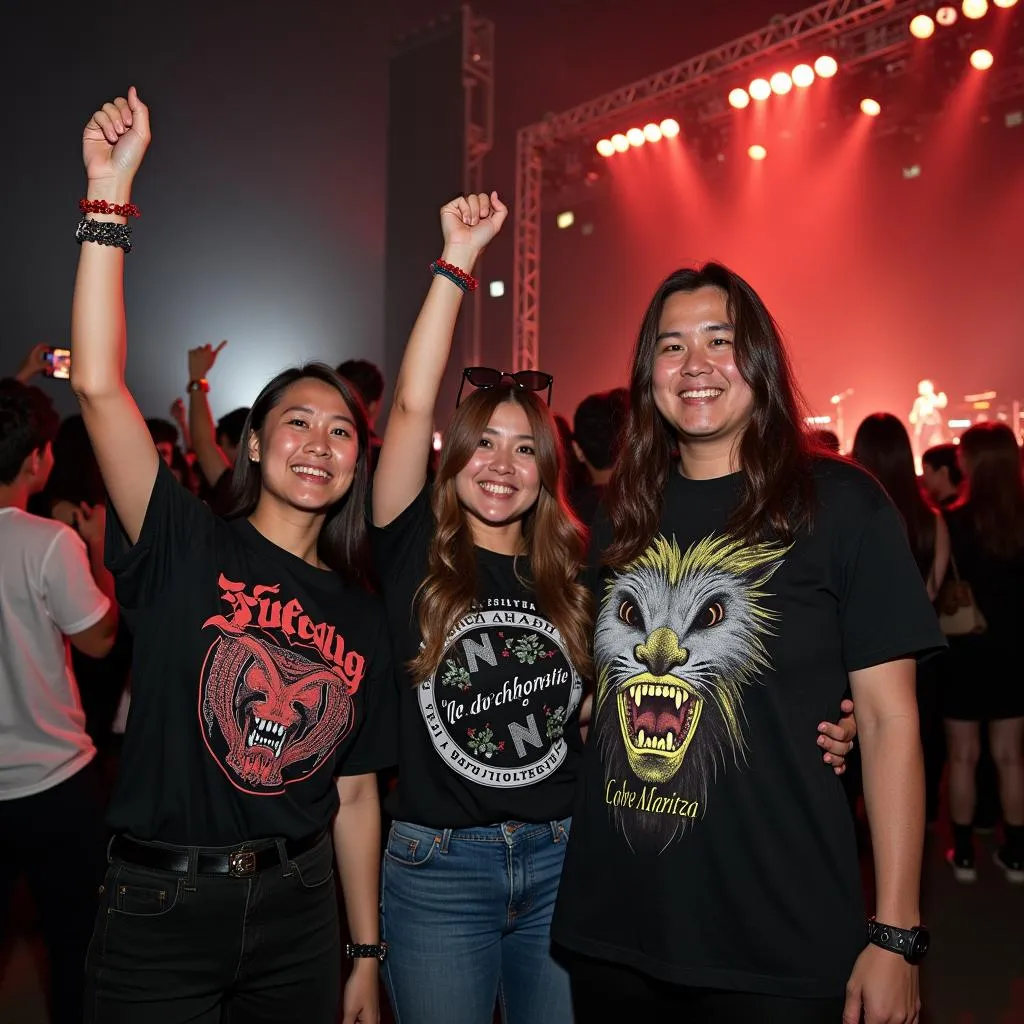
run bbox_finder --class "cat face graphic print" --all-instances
[199,574,366,795]
[593,535,787,850]
[417,597,582,788]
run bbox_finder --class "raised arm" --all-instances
[372,191,507,527]
[69,88,157,545]
[186,341,232,488]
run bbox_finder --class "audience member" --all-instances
[570,387,628,523]
[337,358,385,469]
[922,443,963,508]
[0,382,118,1024]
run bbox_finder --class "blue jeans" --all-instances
[381,818,573,1024]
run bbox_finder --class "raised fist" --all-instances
[82,87,151,184]
[440,192,508,253]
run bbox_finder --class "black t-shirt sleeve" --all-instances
[335,616,399,776]
[369,485,433,580]
[839,500,947,672]
[104,460,215,611]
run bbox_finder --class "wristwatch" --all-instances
[186,378,209,394]
[346,942,388,961]
[866,919,930,964]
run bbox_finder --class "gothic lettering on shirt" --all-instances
[416,598,582,789]
[592,534,788,850]
[197,574,364,795]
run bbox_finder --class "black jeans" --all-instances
[84,831,340,1023]
[0,760,107,1024]
[568,954,846,1023]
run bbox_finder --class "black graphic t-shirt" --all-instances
[371,488,584,828]
[105,462,397,845]
[552,458,945,997]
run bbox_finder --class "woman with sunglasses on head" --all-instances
[370,196,857,1024]
[70,89,395,1024]
[371,191,586,1024]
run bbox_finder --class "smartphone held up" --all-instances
[44,347,71,380]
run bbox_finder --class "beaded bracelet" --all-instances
[79,198,141,219]
[75,218,133,253]
[430,258,478,292]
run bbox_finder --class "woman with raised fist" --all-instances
[71,89,395,1024]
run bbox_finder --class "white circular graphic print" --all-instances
[417,598,582,788]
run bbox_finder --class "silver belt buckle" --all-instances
[229,850,257,877]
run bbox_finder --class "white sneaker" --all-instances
[946,848,977,883]
[993,849,1024,884]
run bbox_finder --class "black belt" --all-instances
[111,831,325,878]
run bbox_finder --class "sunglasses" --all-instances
[456,366,554,407]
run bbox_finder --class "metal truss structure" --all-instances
[462,6,494,367]
[510,0,1017,370]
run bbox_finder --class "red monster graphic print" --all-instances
[198,575,366,795]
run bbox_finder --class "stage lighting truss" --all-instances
[595,118,680,156]
[513,0,1024,372]
[726,56,838,110]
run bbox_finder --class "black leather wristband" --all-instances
[346,942,388,961]
[866,919,930,964]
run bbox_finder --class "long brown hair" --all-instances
[852,413,937,579]
[409,386,592,681]
[604,263,816,569]
[956,422,1024,559]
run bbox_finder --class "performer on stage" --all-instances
[909,379,948,467]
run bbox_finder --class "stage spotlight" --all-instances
[910,13,936,37]
[748,144,768,160]
[643,122,663,142]
[792,63,816,87]
[770,71,793,95]
[626,127,646,147]
[659,118,681,138]
[611,133,629,153]
[970,47,994,69]
[962,0,988,17]
[596,138,616,157]
[814,55,839,78]
[993,0,1018,7]
[936,5,958,24]
[728,87,751,109]
[556,211,575,229]
[488,280,505,298]
[749,78,772,101]
[860,98,881,116]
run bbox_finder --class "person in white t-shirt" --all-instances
[0,380,118,1024]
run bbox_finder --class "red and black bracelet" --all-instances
[430,258,478,293]
[79,198,141,219]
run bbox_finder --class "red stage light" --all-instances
[970,47,994,69]
[728,88,750,109]
[596,138,616,157]
[749,78,772,101]
[626,127,646,147]
[643,122,663,142]
[814,55,839,78]
[611,133,629,153]
[748,144,768,161]
[792,64,815,88]
[936,5,958,24]
[770,71,793,95]
[659,118,681,138]
[993,0,1017,7]
[860,98,881,116]
[962,0,988,17]
[910,14,937,38]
